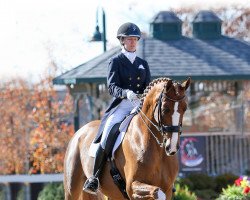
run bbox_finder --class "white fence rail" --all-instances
[0,174,63,183]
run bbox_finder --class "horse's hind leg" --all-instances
[65,171,101,200]
[64,157,85,200]
[65,161,104,200]
[64,142,88,199]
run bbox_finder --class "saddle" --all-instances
[88,111,136,158]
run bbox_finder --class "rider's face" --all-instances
[123,37,139,52]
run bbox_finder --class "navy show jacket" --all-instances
[106,52,151,111]
[93,52,151,143]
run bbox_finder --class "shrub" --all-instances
[38,183,64,200]
[179,173,215,191]
[194,189,218,199]
[217,185,246,200]
[0,191,4,200]
[173,183,197,200]
[17,187,25,200]
[217,176,250,200]
[0,185,5,200]
[179,173,219,199]
[215,173,238,193]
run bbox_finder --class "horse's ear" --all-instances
[181,77,191,90]
[164,79,173,92]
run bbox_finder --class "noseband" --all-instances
[137,88,185,147]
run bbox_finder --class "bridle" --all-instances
[137,88,186,147]
[157,89,185,134]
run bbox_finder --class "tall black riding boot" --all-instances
[83,145,107,195]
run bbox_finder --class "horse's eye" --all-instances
[163,107,170,113]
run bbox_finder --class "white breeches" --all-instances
[100,99,139,148]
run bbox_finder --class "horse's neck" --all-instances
[132,110,163,153]
[137,91,166,145]
[140,99,158,133]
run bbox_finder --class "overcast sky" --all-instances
[0,0,249,82]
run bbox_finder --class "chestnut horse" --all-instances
[64,77,190,200]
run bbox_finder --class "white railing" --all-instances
[0,173,63,183]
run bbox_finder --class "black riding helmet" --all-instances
[117,22,141,40]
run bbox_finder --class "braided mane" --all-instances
[139,77,171,108]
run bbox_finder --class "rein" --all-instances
[136,89,185,147]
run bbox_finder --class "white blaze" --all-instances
[170,102,180,152]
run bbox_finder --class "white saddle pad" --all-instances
[88,107,138,159]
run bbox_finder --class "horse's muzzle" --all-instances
[165,143,180,156]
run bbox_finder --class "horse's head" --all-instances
[140,77,191,156]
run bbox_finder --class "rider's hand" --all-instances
[126,90,139,102]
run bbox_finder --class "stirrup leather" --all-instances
[83,176,100,195]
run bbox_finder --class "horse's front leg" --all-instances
[130,181,166,200]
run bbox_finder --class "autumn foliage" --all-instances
[29,76,74,174]
[0,76,74,174]
[0,79,33,174]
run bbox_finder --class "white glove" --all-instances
[126,90,138,101]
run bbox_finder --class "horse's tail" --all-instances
[64,129,84,198]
